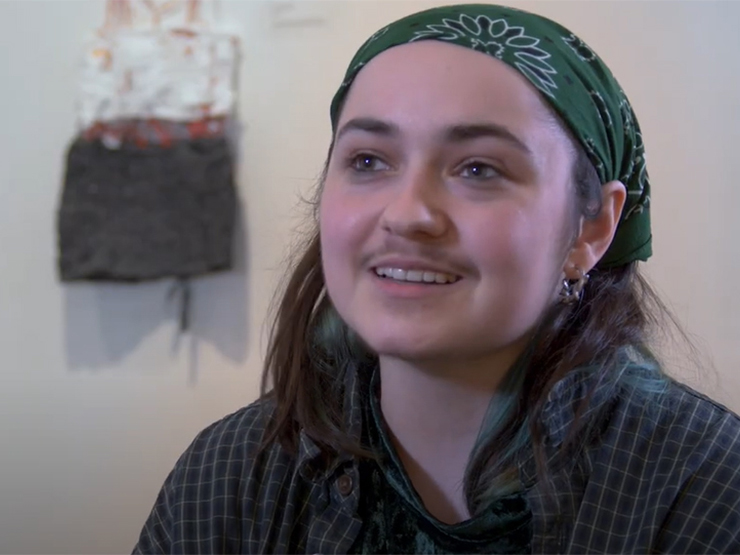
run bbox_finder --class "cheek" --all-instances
[467,208,537,265]
[470,201,567,289]
[319,191,346,282]
[319,185,374,294]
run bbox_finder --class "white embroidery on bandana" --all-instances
[410,15,558,97]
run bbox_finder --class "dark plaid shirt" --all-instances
[133,364,740,554]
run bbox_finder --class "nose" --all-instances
[380,165,449,239]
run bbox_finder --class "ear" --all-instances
[565,180,626,277]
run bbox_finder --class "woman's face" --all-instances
[320,41,578,365]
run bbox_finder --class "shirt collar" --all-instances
[296,353,649,484]
[539,365,617,448]
[296,360,367,483]
[539,355,659,449]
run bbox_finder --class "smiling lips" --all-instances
[373,267,460,284]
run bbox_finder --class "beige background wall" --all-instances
[0,1,738,552]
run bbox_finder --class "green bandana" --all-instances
[329,4,651,267]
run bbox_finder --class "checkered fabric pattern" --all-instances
[133,366,740,554]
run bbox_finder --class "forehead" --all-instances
[337,40,565,143]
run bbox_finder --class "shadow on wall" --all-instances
[62,202,249,378]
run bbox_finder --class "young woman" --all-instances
[134,4,740,553]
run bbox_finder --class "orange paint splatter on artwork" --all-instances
[83,122,106,141]
[148,119,173,148]
[186,0,202,25]
[159,1,180,16]
[134,133,149,149]
[92,48,113,70]
[141,0,161,27]
[171,28,198,39]
[102,0,133,32]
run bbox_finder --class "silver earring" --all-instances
[559,267,589,305]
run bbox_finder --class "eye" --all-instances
[349,153,390,172]
[458,161,500,180]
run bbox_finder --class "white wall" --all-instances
[0,1,738,553]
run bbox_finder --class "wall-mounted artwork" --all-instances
[57,0,240,290]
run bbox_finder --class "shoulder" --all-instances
[547,361,740,457]
[169,396,294,487]
[180,398,277,461]
[614,374,740,458]
[597,374,740,551]
[132,397,299,554]
[554,367,740,552]
[669,380,740,433]
[596,366,740,477]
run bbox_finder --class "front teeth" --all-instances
[374,267,458,284]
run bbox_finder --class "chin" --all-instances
[359,332,453,362]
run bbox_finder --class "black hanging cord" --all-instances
[167,277,191,332]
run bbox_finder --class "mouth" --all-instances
[373,267,461,284]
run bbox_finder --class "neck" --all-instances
[378,346,524,524]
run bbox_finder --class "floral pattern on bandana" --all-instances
[624,131,649,219]
[562,33,597,62]
[330,4,653,267]
[590,90,613,129]
[409,15,558,97]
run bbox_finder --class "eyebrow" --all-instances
[335,117,531,155]
[336,117,399,142]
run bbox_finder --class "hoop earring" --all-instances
[559,267,589,305]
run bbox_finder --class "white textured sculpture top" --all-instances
[76,0,240,131]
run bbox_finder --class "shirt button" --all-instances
[336,474,353,496]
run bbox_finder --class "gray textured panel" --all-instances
[58,136,237,282]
